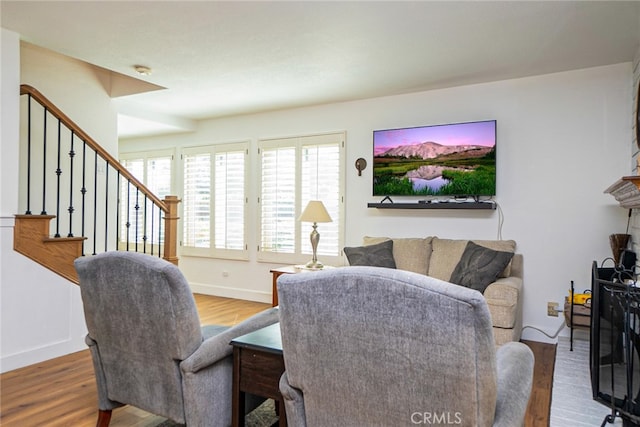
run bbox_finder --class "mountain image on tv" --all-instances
[373,120,496,197]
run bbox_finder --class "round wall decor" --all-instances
[355,158,367,176]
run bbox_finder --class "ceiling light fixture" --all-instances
[133,65,152,76]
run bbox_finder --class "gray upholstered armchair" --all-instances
[74,251,279,427]
[277,266,534,427]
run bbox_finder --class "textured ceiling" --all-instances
[2,1,639,138]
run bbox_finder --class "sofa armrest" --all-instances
[484,276,522,302]
[493,342,534,427]
[484,277,522,329]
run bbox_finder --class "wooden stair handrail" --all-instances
[20,84,167,212]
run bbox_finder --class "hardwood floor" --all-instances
[524,340,557,427]
[0,295,271,427]
[0,294,555,426]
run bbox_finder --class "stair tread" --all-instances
[43,236,87,242]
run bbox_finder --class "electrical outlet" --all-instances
[547,302,559,317]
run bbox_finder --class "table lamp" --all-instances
[299,200,332,269]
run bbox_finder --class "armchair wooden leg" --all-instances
[96,409,112,427]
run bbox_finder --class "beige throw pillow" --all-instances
[427,237,516,281]
[363,236,433,275]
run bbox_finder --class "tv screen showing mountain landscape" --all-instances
[373,120,496,197]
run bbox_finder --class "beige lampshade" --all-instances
[299,200,332,223]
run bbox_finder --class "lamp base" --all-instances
[304,259,324,270]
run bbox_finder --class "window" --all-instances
[182,152,210,249]
[119,150,174,250]
[258,132,344,265]
[182,142,248,260]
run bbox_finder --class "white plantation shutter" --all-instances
[145,157,171,244]
[259,133,344,264]
[182,143,248,259]
[261,146,296,254]
[119,152,173,246]
[214,150,246,251]
[121,158,144,181]
[183,152,211,248]
[300,143,340,256]
[119,158,144,245]
[146,157,172,199]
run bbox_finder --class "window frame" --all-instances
[257,132,345,266]
[180,142,249,261]
[118,149,175,251]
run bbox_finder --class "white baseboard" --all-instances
[0,337,87,373]
[189,281,271,304]
[0,216,15,227]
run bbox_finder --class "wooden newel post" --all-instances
[163,195,181,265]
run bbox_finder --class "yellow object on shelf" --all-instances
[568,289,592,306]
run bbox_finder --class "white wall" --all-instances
[0,29,20,219]
[0,37,632,373]
[627,47,640,259]
[0,36,119,372]
[122,62,633,343]
[20,42,119,146]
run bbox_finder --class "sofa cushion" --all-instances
[449,241,515,293]
[428,238,516,282]
[344,240,396,268]
[363,236,433,275]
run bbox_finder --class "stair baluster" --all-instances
[14,85,180,284]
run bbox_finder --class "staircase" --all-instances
[14,215,85,283]
[14,85,180,283]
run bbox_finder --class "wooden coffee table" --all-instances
[231,322,286,427]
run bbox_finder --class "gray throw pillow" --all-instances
[344,240,396,268]
[450,241,514,293]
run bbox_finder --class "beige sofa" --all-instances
[360,236,523,346]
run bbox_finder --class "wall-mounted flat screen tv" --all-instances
[373,120,496,197]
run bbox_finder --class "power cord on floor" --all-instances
[522,320,566,339]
